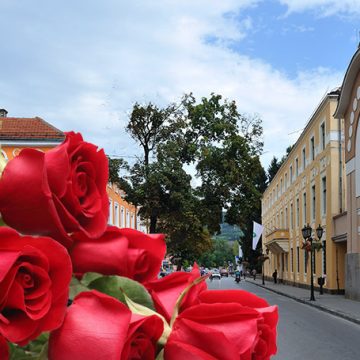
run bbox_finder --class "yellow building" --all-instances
[0,109,144,232]
[261,90,347,293]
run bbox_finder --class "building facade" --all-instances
[107,182,147,232]
[0,110,143,232]
[261,90,347,293]
[334,48,360,300]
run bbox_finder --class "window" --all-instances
[114,202,119,227]
[297,246,300,273]
[295,158,299,177]
[126,210,130,227]
[285,253,288,271]
[304,250,308,274]
[311,185,316,221]
[322,177,327,215]
[320,122,326,150]
[303,192,307,224]
[290,203,293,229]
[322,240,326,275]
[120,207,125,227]
[276,184,279,198]
[285,173,288,188]
[290,166,293,183]
[108,199,113,225]
[285,207,288,228]
[296,198,300,227]
[280,179,283,194]
[310,136,315,161]
[280,210,283,228]
[291,248,294,272]
[302,147,306,171]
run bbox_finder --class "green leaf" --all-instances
[88,275,155,311]
[9,333,49,360]
[80,272,103,287]
[155,349,165,360]
[69,276,89,300]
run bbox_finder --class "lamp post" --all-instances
[301,224,324,301]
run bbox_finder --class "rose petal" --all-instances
[49,291,131,360]
[121,313,163,360]
[0,150,72,247]
[70,226,129,276]
[146,264,206,322]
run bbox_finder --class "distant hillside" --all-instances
[212,222,244,242]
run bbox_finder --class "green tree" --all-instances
[119,93,266,265]
[198,238,234,268]
[267,156,281,184]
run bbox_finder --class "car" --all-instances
[209,269,221,280]
[220,268,229,277]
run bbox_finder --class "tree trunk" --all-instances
[150,215,157,233]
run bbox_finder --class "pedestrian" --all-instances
[251,269,256,280]
[272,269,278,284]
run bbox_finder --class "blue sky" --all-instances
[1,0,360,169]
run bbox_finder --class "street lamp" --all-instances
[301,223,323,301]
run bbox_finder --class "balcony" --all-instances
[265,228,289,254]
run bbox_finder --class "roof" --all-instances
[0,117,65,141]
[334,47,360,119]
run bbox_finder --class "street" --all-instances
[207,276,360,360]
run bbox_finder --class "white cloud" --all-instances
[0,0,344,170]
[278,0,360,17]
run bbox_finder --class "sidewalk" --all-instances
[245,277,360,325]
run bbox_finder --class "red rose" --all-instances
[0,227,72,346]
[0,335,8,359]
[70,226,166,283]
[145,264,207,323]
[48,291,164,360]
[0,132,109,248]
[164,303,262,360]
[199,290,278,359]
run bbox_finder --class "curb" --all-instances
[246,280,360,326]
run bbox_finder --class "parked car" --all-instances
[209,268,221,280]
[220,268,229,277]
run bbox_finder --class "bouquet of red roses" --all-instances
[0,132,278,359]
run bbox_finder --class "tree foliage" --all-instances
[197,238,234,269]
[114,93,266,264]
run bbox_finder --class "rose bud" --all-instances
[198,289,278,359]
[145,264,207,323]
[48,291,163,360]
[164,303,266,360]
[70,226,166,283]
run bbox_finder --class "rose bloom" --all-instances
[199,290,278,359]
[71,226,166,283]
[0,132,109,248]
[49,291,164,360]
[0,335,8,359]
[164,300,277,360]
[0,227,72,346]
[145,264,207,323]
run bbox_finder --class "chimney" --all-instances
[0,109,8,117]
